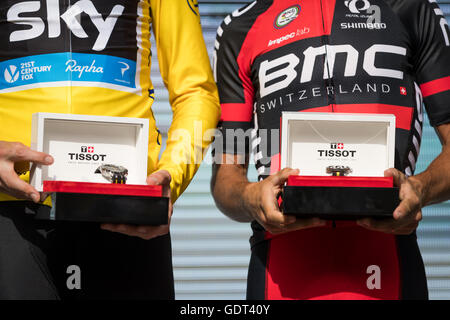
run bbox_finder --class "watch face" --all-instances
[326,165,353,176]
[95,164,128,184]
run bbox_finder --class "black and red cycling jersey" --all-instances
[214,0,450,300]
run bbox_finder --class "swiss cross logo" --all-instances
[400,87,407,95]
[81,146,94,153]
[331,143,344,149]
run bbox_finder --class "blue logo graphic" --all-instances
[0,53,137,92]
[4,65,20,83]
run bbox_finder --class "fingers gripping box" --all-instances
[280,112,400,220]
[30,113,168,225]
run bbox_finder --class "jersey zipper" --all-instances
[319,0,337,113]
[320,0,337,229]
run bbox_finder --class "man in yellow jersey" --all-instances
[0,0,219,299]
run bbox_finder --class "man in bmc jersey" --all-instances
[212,0,450,299]
[0,0,220,299]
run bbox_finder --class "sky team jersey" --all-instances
[0,0,220,203]
[215,0,450,299]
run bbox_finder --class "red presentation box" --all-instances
[282,176,399,220]
[35,181,169,225]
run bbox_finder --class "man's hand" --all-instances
[0,141,53,202]
[101,170,173,240]
[243,168,326,235]
[357,168,424,235]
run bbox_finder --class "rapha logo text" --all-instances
[65,59,104,78]
[7,0,124,51]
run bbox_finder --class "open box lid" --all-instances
[30,113,149,192]
[280,112,396,177]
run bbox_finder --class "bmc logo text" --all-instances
[7,0,124,51]
[258,44,407,98]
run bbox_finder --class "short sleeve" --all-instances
[414,0,450,126]
[214,14,255,155]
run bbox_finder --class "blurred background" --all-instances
[151,0,450,300]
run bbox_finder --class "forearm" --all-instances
[152,0,220,202]
[411,143,450,206]
[157,95,220,203]
[211,156,254,222]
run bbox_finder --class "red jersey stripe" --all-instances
[43,181,163,197]
[220,103,253,122]
[420,76,450,97]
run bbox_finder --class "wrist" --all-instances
[408,173,429,206]
[242,181,260,221]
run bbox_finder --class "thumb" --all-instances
[384,168,405,187]
[270,168,299,186]
[146,170,171,186]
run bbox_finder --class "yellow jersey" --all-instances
[0,0,220,203]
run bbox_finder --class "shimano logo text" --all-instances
[341,22,386,30]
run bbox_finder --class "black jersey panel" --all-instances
[396,232,429,300]
[0,0,139,62]
[215,0,274,106]
[384,0,450,127]
[424,90,450,126]
[215,1,274,155]
[247,239,269,300]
